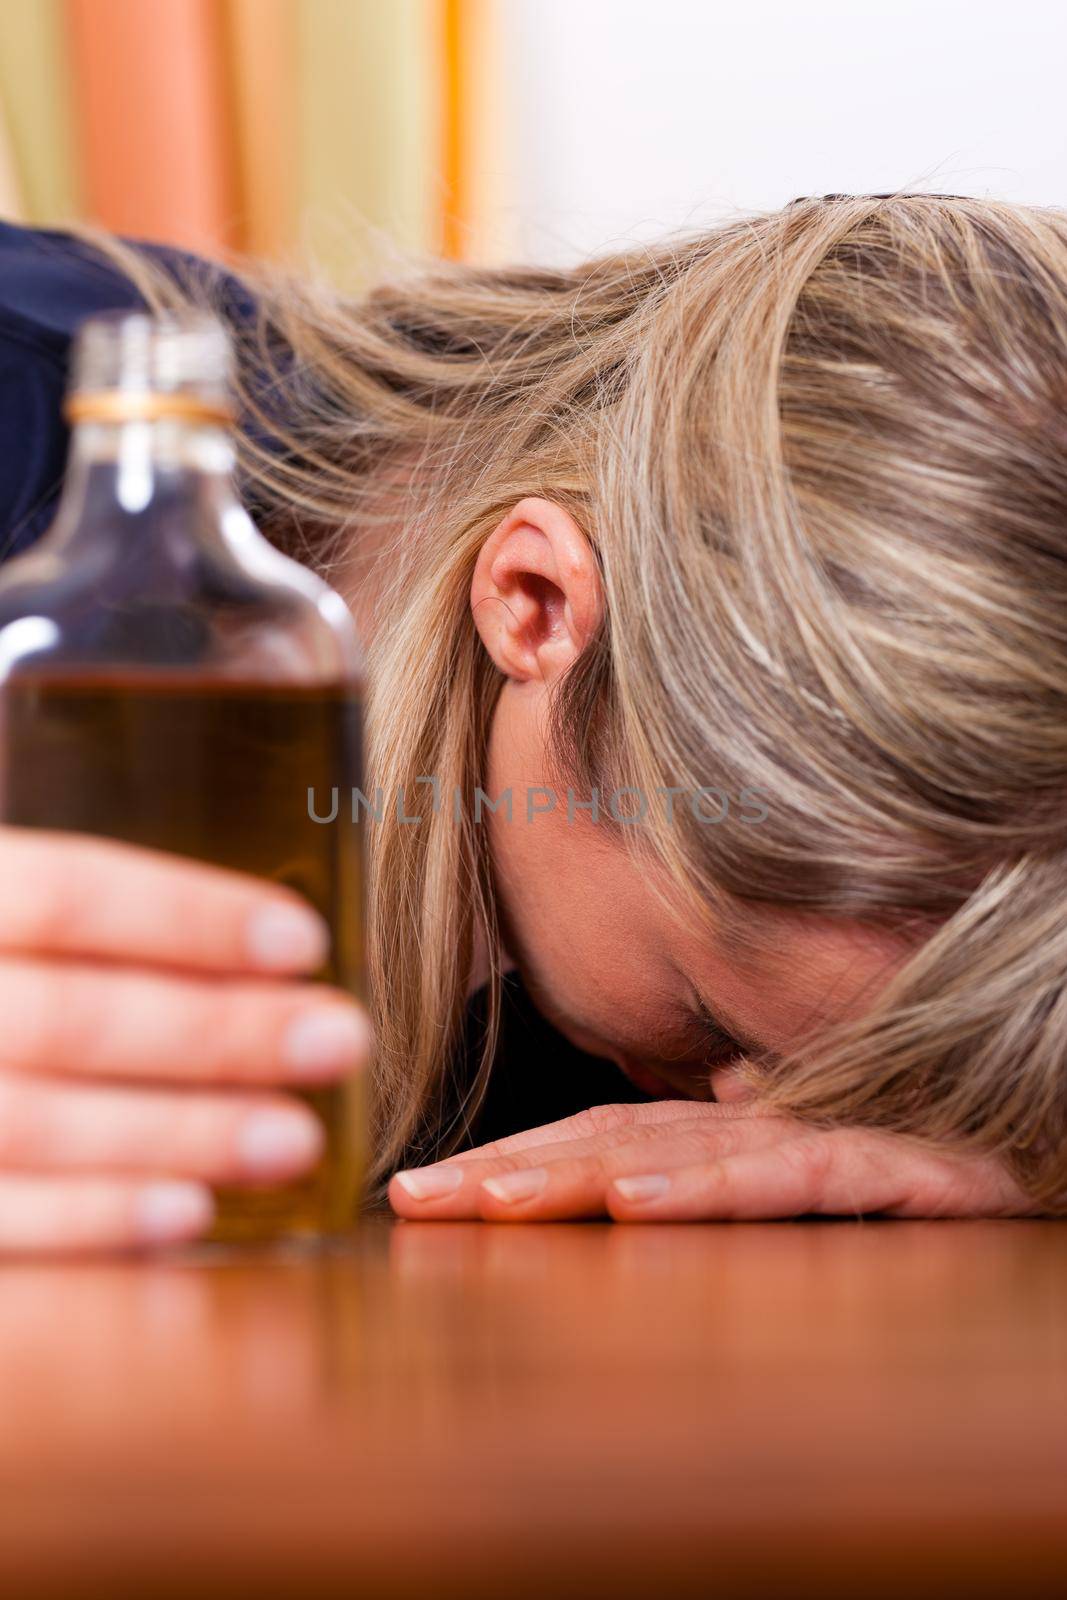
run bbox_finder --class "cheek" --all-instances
[488,811,675,1046]
[483,690,681,1051]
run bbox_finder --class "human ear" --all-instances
[469,496,603,684]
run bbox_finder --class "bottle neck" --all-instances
[52,416,244,552]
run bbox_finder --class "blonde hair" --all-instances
[92,194,1067,1208]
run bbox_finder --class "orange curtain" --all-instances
[65,0,238,257]
[440,0,466,260]
[224,0,298,260]
[15,0,503,270]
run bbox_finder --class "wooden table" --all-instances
[1,1217,1065,1598]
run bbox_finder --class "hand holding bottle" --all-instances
[0,310,368,1245]
[0,827,370,1254]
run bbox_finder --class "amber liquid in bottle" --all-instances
[0,311,366,1242]
[1,675,365,1239]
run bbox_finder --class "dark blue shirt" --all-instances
[0,220,256,562]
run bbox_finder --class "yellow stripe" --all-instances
[0,88,25,219]
[0,0,78,222]
[297,0,438,287]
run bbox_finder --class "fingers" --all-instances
[608,1135,862,1221]
[0,1076,326,1185]
[444,1097,752,1163]
[0,1174,215,1256]
[390,1109,1033,1224]
[0,957,370,1086]
[0,827,330,975]
[0,831,368,1257]
[606,1132,1032,1221]
[388,1106,795,1221]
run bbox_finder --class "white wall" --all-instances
[489,0,1067,264]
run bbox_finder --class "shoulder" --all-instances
[0,219,255,345]
[0,221,149,349]
[0,222,257,562]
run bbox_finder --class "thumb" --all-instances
[709,1065,759,1104]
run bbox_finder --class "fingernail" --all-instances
[246,903,329,972]
[393,1166,464,1201]
[481,1167,548,1204]
[237,1109,324,1178]
[135,1182,215,1243]
[282,1006,370,1080]
[612,1173,671,1203]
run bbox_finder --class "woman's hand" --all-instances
[389,1096,1032,1221]
[0,826,370,1254]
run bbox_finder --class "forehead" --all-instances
[670,897,918,1055]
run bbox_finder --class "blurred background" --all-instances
[0,0,1063,285]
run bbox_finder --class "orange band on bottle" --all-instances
[64,393,235,427]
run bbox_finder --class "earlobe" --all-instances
[470,497,602,684]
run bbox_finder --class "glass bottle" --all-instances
[0,310,366,1243]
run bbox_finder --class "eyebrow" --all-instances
[696,995,782,1067]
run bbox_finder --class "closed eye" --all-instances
[694,999,744,1063]
[694,997,778,1071]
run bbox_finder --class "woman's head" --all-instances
[467,491,918,1107]
[96,193,1067,1204]
[483,193,1067,1205]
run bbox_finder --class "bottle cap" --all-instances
[65,310,236,427]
